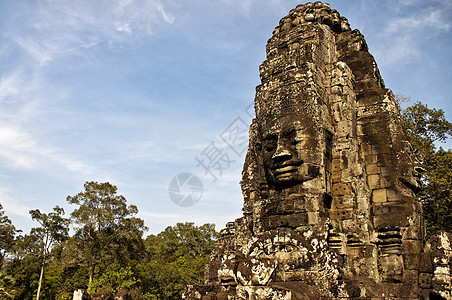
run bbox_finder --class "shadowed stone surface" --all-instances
[91,289,114,300]
[185,2,451,299]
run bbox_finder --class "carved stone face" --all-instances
[262,118,320,186]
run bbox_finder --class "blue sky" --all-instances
[1,0,451,235]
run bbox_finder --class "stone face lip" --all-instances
[184,2,452,299]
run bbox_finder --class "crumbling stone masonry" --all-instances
[184,2,452,299]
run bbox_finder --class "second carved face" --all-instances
[262,118,320,187]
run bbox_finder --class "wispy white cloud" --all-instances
[9,0,175,65]
[156,3,175,24]
[374,4,451,67]
[0,190,32,218]
[116,23,132,34]
[395,0,452,10]
[0,124,93,173]
[13,37,53,65]
[374,35,421,66]
[0,0,181,177]
[385,10,451,34]
[0,73,21,99]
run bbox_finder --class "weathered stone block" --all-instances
[365,154,378,164]
[307,212,320,224]
[404,253,420,270]
[380,175,395,189]
[368,174,381,189]
[372,188,387,203]
[332,171,342,183]
[360,142,372,156]
[330,208,353,220]
[337,120,353,137]
[419,272,433,289]
[379,254,403,282]
[366,163,379,175]
[332,158,341,172]
[332,195,355,208]
[287,213,309,227]
[373,207,410,228]
[332,183,351,196]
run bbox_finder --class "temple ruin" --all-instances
[185,2,452,299]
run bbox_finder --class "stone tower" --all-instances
[185,2,452,299]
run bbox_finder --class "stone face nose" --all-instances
[272,142,292,162]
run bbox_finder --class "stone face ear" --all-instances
[184,2,452,299]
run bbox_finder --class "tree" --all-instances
[399,99,452,235]
[0,271,15,299]
[418,148,452,234]
[139,222,219,299]
[400,100,452,162]
[0,204,19,268]
[29,206,70,300]
[67,181,147,292]
[3,254,41,300]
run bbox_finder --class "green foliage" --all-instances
[0,270,15,299]
[67,181,138,233]
[139,222,219,299]
[28,206,70,300]
[5,254,41,299]
[46,244,90,300]
[67,181,147,292]
[0,204,19,268]
[0,182,219,299]
[419,148,452,235]
[90,264,139,293]
[400,100,452,236]
[29,206,70,259]
[401,101,452,162]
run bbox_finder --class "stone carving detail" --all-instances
[184,2,451,299]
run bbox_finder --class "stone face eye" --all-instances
[281,128,299,146]
[263,140,277,152]
[263,135,277,152]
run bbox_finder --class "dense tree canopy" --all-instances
[1,181,219,299]
[29,206,70,300]
[400,100,452,162]
[399,100,452,235]
[140,222,219,299]
[0,204,18,268]
[67,181,148,292]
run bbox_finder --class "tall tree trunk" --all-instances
[36,258,45,300]
[88,264,95,292]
